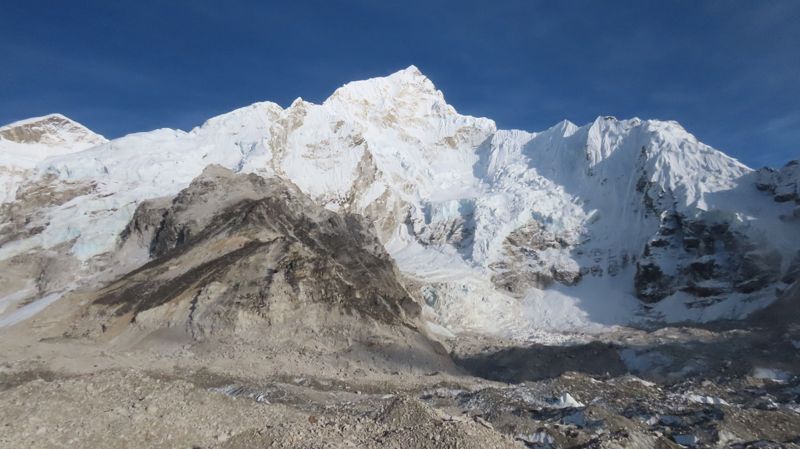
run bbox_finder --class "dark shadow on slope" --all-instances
[455,199,478,261]
[95,239,270,316]
[453,341,627,383]
[750,280,800,328]
[453,309,800,384]
[471,135,496,181]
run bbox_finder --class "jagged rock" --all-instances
[683,236,701,250]
[783,251,800,284]
[683,280,728,298]
[755,160,800,203]
[755,167,777,192]
[490,220,581,295]
[687,256,718,280]
[635,262,674,303]
[504,220,567,252]
[92,166,422,334]
[775,190,798,203]
[0,175,96,247]
[734,250,782,293]
[407,199,475,249]
[635,212,782,303]
[119,197,171,255]
[553,269,582,285]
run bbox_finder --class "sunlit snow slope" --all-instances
[1,67,798,339]
[0,113,107,202]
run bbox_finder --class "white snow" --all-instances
[1,66,796,340]
[518,431,555,445]
[553,392,585,408]
[752,367,793,383]
[686,393,729,406]
[0,286,36,315]
[0,113,107,202]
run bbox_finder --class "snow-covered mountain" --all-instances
[0,113,107,202]
[1,66,797,340]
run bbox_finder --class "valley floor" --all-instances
[2,320,800,449]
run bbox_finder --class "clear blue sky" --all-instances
[2,1,798,167]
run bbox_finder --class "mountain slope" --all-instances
[0,113,106,202]
[44,166,454,376]
[96,164,419,328]
[0,66,797,341]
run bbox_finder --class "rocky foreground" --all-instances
[2,318,800,449]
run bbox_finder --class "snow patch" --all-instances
[0,292,64,328]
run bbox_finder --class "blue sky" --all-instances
[1,1,798,168]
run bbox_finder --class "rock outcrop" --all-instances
[74,167,438,355]
[0,113,106,147]
[635,212,782,304]
[490,220,581,295]
[756,160,800,203]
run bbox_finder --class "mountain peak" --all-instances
[400,64,422,75]
[391,64,426,81]
[384,64,437,92]
[549,119,579,137]
[324,66,442,108]
[0,113,106,147]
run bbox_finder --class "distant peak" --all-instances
[0,113,106,146]
[551,119,579,137]
[1,113,72,130]
[289,97,307,108]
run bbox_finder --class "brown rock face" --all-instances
[490,220,581,295]
[91,165,422,337]
[0,174,96,246]
[0,114,104,146]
